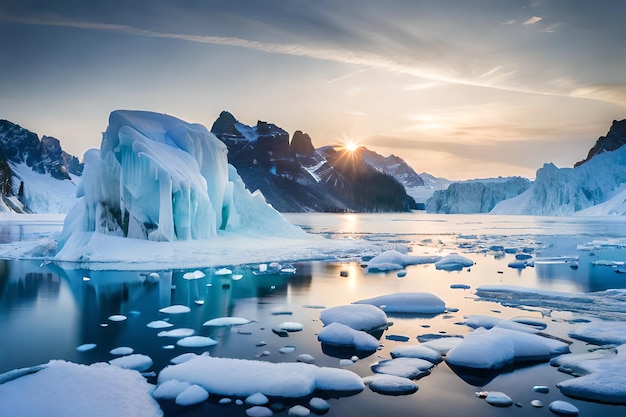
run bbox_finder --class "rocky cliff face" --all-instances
[575,119,626,167]
[0,120,83,213]
[211,111,416,212]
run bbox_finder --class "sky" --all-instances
[1,0,625,180]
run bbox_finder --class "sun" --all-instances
[344,141,359,152]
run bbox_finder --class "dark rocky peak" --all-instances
[210,111,242,138]
[255,120,289,154]
[0,119,81,180]
[290,130,315,156]
[575,119,626,167]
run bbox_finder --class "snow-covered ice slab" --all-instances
[320,304,389,331]
[0,360,162,417]
[363,374,418,395]
[354,292,446,314]
[157,355,364,398]
[475,285,626,320]
[569,321,626,345]
[434,253,474,271]
[390,345,442,364]
[371,357,434,379]
[445,327,569,371]
[317,322,380,351]
[364,250,442,272]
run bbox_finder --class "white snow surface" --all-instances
[364,250,442,272]
[157,355,364,398]
[0,360,162,417]
[8,163,79,214]
[491,146,626,215]
[320,304,389,331]
[445,327,569,370]
[354,292,446,314]
[54,110,308,263]
[433,253,474,270]
[317,322,381,351]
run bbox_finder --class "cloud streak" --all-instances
[3,13,626,109]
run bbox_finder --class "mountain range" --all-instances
[1,113,626,216]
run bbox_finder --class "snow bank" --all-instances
[157,355,364,398]
[0,360,162,417]
[354,292,446,314]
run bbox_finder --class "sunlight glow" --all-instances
[344,141,359,152]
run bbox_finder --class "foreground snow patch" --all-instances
[157,355,364,398]
[0,360,162,417]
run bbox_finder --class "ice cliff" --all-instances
[492,145,626,215]
[57,110,302,252]
[425,177,532,214]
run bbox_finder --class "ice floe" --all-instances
[390,345,443,364]
[157,328,195,338]
[183,270,206,280]
[0,360,161,417]
[203,317,253,327]
[110,347,134,356]
[76,343,96,352]
[175,384,209,406]
[363,374,418,395]
[445,327,569,370]
[109,354,153,372]
[354,292,446,314]
[461,315,543,333]
[569,320,626,345]
[108,314,127,322]
[434,253,474,271]
[475,285,626,320]
[364,250,442,272]
[548,400,579,416]
[176,336,218,348]
[320,304,389,331]
[288,404,311,416]
[152,379,191,400]
[157,355,364,397]
[371,357,434,379]
[317,322,380,351]
[147,320,173,329]
[158,305,191,314]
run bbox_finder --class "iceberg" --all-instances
[56,110,304,260]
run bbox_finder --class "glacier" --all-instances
[56,110,305,257]
[492,146,626,215]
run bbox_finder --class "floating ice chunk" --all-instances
[463,315,541,333]
[110,347,134,356]
[147,320,173,329]
[446,328,568,370]
[176,384,209,406]
[317,322,380,351]
[159,305,191,314]
[246,406,273,417]
[534,256,579,264]
[158,328,195,338]
[450,284,470,290]
[176,336,218,348]
[434,253,474,271]
[548,400,579,416]
[183,270,205,280]
[219,398,232,404]
[365,250,442,272]
[245,392,269,405]
[531,399,544,407]
[484,391,513,407]
[390,345,442,364]
[109,354,153,372]
[170,352,206,365]
[76,343,96,352]
[152,379,192,399]
[157,355,364,398]
[569,321,626,345]
[203,317,252,327]
[277,322,304,332]
[288,405,310,416]
[354,292,446,314]
[339,359,354,366]
[420,337,464,355]
[146,272,160,283]
[320,304,389,331]
[371,358,434,379]
[363,374,418,395]
[533,385,550,393]
[0,360,161,417]
[279,346,296,354]
[108,314,127,322]
[215,268,232,275]
[297,354,315,364]
[308,397,330,413]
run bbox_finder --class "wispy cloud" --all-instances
[3,14,625,108]
[523,16,543,25]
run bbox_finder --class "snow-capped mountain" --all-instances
[425,177,532,214]
[211,111,416,212]
[492,119,626,215]
[0,120,82,213]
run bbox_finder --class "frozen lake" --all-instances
[1,212,626,416]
